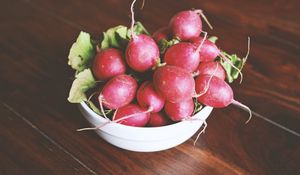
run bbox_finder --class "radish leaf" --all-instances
[127,21,150,37]
[193,99,203,114]
[158,38,180,54]
[86,101,101,115]
[220,52,247,83]
[68,31,95,72]
[208,36,218,43]
[68,69,96,103]
[101,22,149,49]
[101,25,128,49]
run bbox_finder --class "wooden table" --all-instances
[1,0,299,174]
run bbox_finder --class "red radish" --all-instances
[190,36,243,82]
[148,112,172,127]
[195,75,232,107]
[164,42,200,72]
[190,36,219,62]
[164,98,194,121]
[125,0,160,72]
[100,74,137,110]
[195,74,252,122]
[169,10,202,40]
[153,65,195,103]
[163,31,209,73]
[126,34,159,72]
[112,104,150,127]
[92,48,126,80]
[137,81,165,113]
[169,9,212,41]
[196,61,226,80]
[152,27,171,42]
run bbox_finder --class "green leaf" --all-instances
[86,100,101,115]
[157,38,180,54]
[86,100,114,117]
[193,99,203,115]
[68,31,94,72]
[220,52,247,83]
[100,22,150,50]
[101,25,128,49]
[68,69,96,103]
[208,36,218,43]
[127,21,150,38]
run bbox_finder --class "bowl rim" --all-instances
[79,101,212,131]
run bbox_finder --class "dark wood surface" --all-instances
[1,0,299,174]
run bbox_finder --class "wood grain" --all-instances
[0,103,96,175]
[0,0,299,174]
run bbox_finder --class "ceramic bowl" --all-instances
[78,102,213,152]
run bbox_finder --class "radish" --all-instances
[163,31,209,73]
[148,112,172,127]
[169,10,212,41]
[137,81,165,113]
[190,36,243,81]
[112,104,150,127]
[195,74,252,122]
[164,42,200,72]
[78,103,150,130]
[152,27,171,42]
[164,98,194,121]
[99,74,137,110]
[92,48,126,80]
[196,61,226,80]
[153,65,195,103]
[125,0,160,72]
[190,36,219,62]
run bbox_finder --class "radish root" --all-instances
[182,117,207,143]
[77,109,118,131]
[87,91,99,103]
[193,63,219,98]
[194,9,213,30]
[243,37,251,63]
[77,120,110,131]
[111,108,118,121]
[77,106,153,131]
[140,0,145,10]
[195,31,208,54]
[193,120,207,145]
[232,100,252,123]
[99,94,109,119]
[112,106,153,124]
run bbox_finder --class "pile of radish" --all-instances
[67,0,251,131]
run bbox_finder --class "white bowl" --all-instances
[78,102,213,152]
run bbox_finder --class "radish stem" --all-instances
[130,0,138,39]
[219,52,244,83]
[192,70,200,77]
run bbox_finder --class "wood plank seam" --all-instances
[1,102,99,175]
